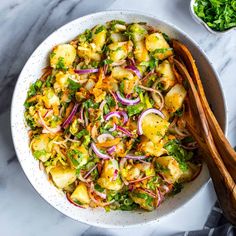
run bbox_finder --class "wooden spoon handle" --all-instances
[174,59,236,224]
[172,40,236,180]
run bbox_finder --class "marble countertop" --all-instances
[0,0,236,235]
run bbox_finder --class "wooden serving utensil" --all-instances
[174,58,236,225]
[172,40,236,182]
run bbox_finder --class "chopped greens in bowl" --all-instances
[191,0,236,33]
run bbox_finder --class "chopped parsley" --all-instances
[95,25,106,34]
[164,140,193,171]
[75,129,89,139]
[33,149,47,159]
[106,95,116,108]
[68,78,81,91]
[127,103,145,116]
[56,57,67,70]
[194,0,236,31]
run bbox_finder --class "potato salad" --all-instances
[24,20,202,211]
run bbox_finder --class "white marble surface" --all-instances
[0,0,236,235]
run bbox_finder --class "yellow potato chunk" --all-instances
[110,33,127,42]
[125,166,141,181]
[111,66,133,80]
[76,145,89,167]
[42,88,60,108]
[164,84,187,113]
[139,139,167,157]
[108,42,132,62]
[134,40,149,62]
[54,71,70,92]
[156,60,176,90]
[92,26,107,50]
[50,44,76,68]
[129,23,147,41]
[97,159,122,191]
[156,156,183,183]
[124,76,138,94]
[31,134,51,162]
[71,182,90,204]
[145,33,173,60]
[129,190,154,211]
[141,113,170,143]
[77,45,101,61]
[50,166,76,189]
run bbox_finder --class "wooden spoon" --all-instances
[174,59,236,225]
[172,40,236,181]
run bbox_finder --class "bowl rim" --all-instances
[10,9,228,228]
[190,0,236,35]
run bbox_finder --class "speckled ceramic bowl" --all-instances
[11,11,227,228]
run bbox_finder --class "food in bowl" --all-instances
[24,20,202,211]
[192,0,236,32]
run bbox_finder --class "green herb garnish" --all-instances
[194,0,236,31]
[68,78,81,91]
[95,25,106,34]
[164,140,193,171]
[56,57,67,70]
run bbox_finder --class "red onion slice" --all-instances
[104,111,128,124]
[157,173,172,185]
[125,154,147,160]
[62,103,79,128]
[137,108,165,135]
[107,146,116,155]
[125,65,141,78]
[91,142,110,159]
[89,186,115,207]
[141,70,155,81]
[38,112,61,134]
[104,111,121,121]
[117,126,133,137]
[139,84,164,110]
[155,188,162,207]
[118,110,129,124]
[75,68,99,74]
[66,193,85,208]
[109,123,117,132]
[128,175,154,184]
[141,188,157,198]
[116,91,140,106]
[83,164,98,179]
[109,91,119,110]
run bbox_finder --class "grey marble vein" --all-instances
[0,0,236,235]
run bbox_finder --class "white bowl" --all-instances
[11,10,227,228]
[190,0,236,35]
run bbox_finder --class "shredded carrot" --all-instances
[27,95,41,103]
